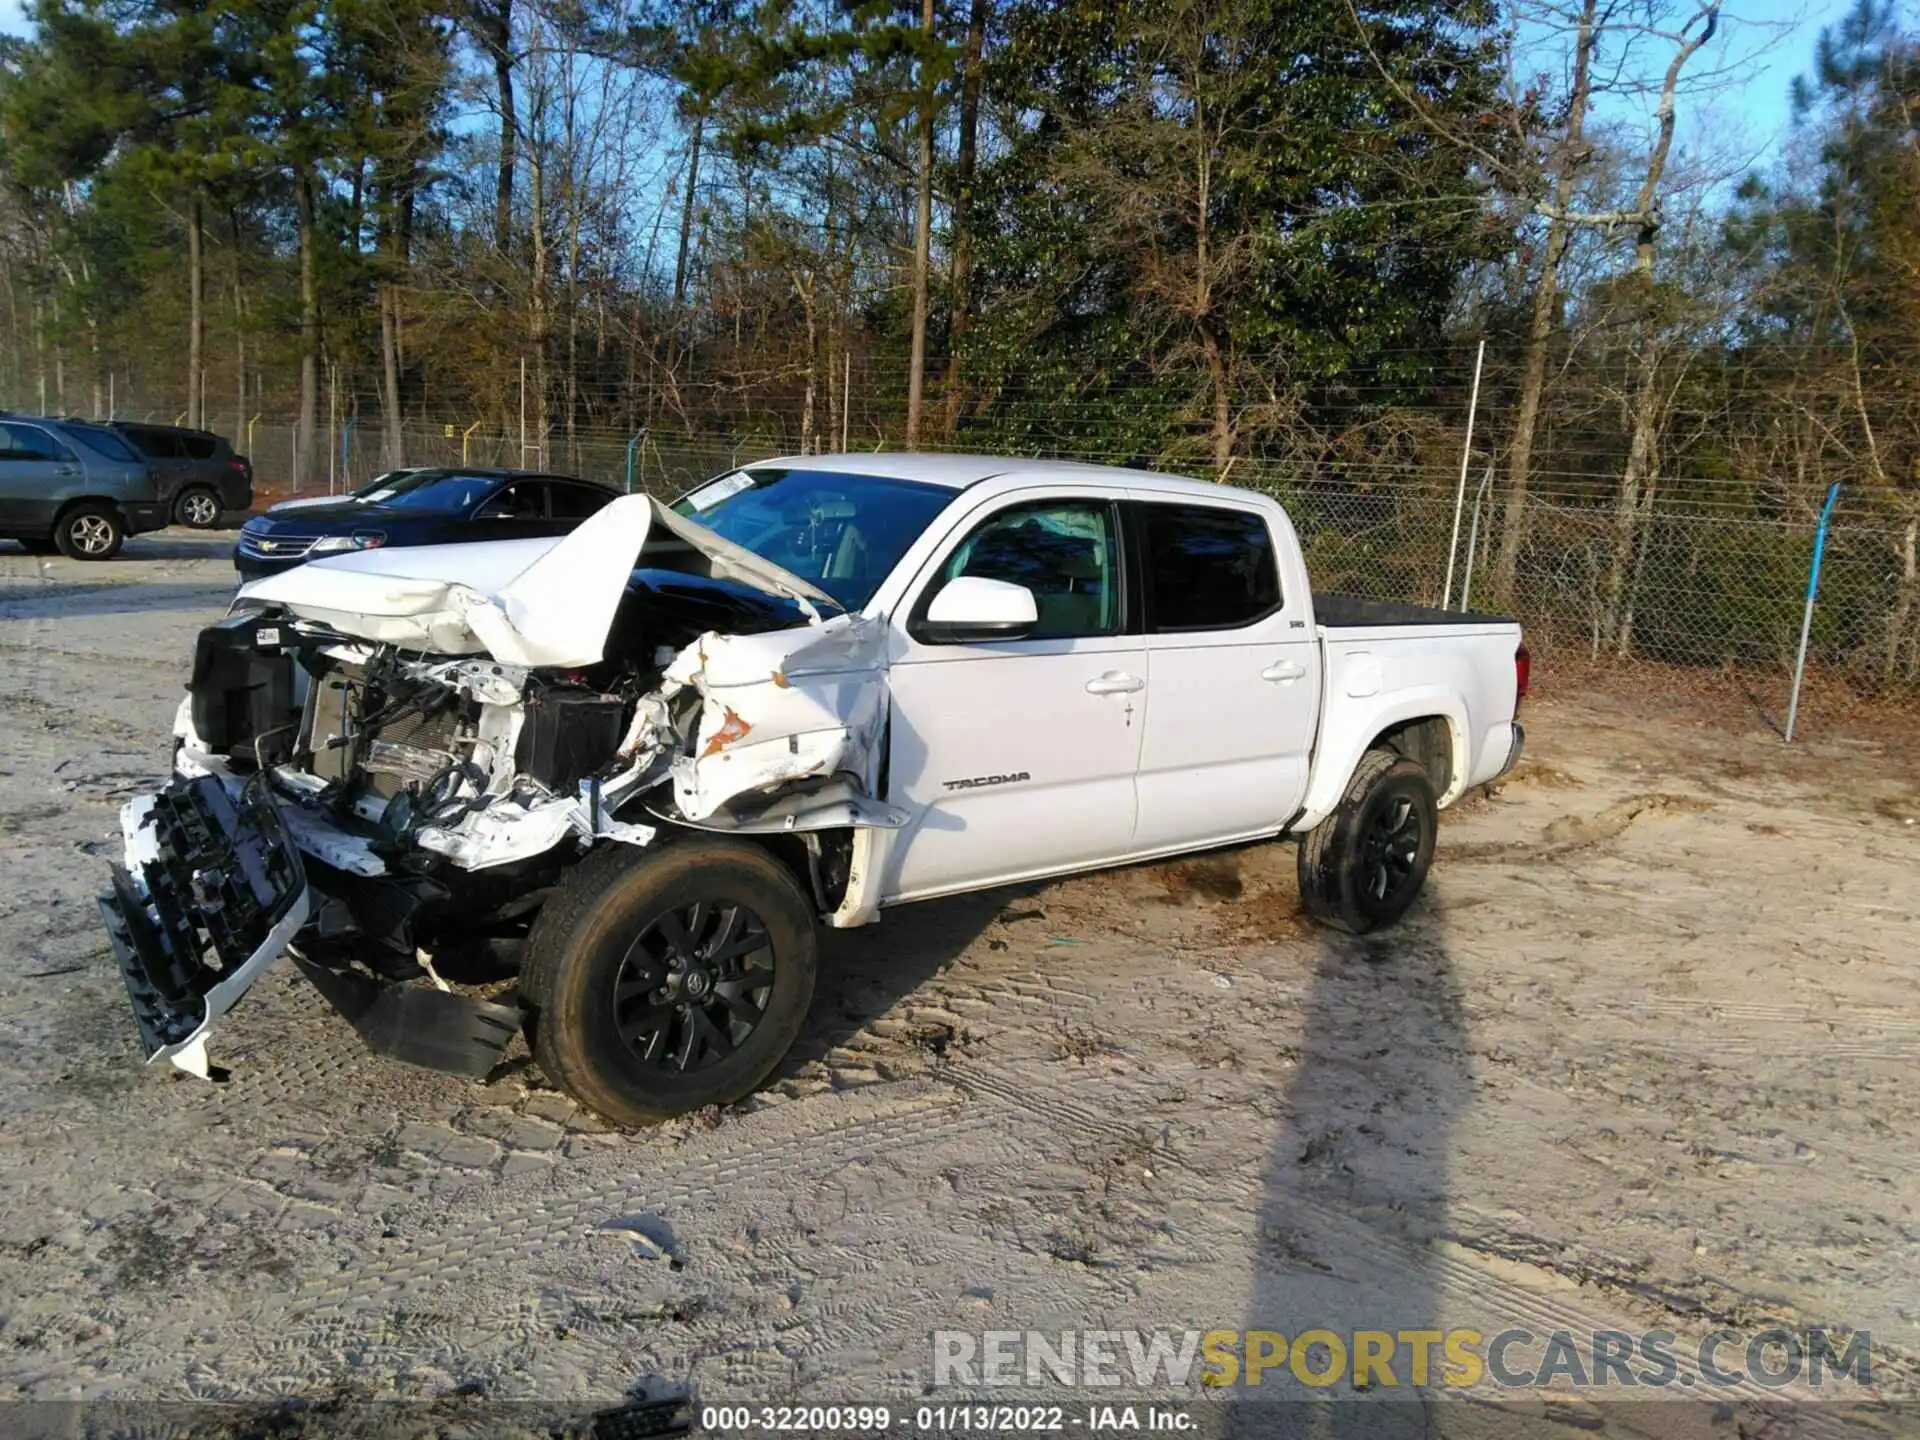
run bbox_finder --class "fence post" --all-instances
[340,414,358,491]
[1460,462,1495,612]
[461,418,483,465]
[1442,339,1486,609]
[625,429,647,493]
[1786,482,1843,744]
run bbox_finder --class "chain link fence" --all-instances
[82,399,1920,746]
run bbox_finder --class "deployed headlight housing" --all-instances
[309,531,387,555]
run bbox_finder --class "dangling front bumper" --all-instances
[99,775,311,1077]
[100,773,523,1081]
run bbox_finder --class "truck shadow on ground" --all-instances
[778,835,1286,1088]
[1228,901,1476,1439]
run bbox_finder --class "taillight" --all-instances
[1515,641,1531,708]
[229,458,249,473]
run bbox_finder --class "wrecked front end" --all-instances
[99,496,895,1083]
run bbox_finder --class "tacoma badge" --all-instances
[940,771,1031,791]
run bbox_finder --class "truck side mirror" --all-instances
[918,575,1039,644]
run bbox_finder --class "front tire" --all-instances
[174,485,223,529]
[1297,748,1437,934]
[54,504,124,560]
[523,839,818,1126]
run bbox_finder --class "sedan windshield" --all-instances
[351,468,423,499]
[672,468,954,611]
[359,469,503,512]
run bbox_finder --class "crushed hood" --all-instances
[237,494,838,668]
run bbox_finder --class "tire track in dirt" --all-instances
[282,1086,997,1318]
[1624,998,1920,1035]
[1445,793,1715,863]
[12,1086,1021,1397]
[956,1062,1916,1424]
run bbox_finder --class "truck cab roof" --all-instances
[746,451,1259,504]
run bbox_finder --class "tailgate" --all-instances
[99,775,311,1075]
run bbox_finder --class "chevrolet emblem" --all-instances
[257,539,278,552]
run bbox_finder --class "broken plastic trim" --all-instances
[291,954,519,1079]
[100,778,314,1079]
[155,896,312,1080]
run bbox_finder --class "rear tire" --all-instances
[1297,748,1437,934]
[523,838,817,1126]
[174,485,223,529]
[54,504,124,560]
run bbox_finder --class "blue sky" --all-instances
[1695,0,1862,157]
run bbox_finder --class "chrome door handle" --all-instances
[1261,660,1307,683]
[1085,672,1145,695]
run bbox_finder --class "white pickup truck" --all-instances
[100,454,1527,1125]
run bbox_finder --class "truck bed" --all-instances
[1315,593,1514,629]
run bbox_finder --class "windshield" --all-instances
[361,469,503,512]
[672,468,954,610]
[352,469,422,500]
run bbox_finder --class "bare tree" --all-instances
[941,0,988,436]
[1602,1,1721,652]
[905,0,937,447]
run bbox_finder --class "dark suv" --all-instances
[110,422,254,529]
[0,416,168,558]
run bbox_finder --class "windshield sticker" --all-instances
[685,472,755,512]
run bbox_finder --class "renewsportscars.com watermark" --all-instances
[932,1327,1874,1392]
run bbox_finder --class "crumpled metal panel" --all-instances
[661,616,891,824]
[236,496,835,668]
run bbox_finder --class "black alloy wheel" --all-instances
[612,901,776,1072]
[1359,791,1425,910]
[1296,746,1438,934]
[522,838,818,1126]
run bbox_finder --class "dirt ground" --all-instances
[0,532,1915,1439]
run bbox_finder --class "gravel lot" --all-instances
[0,533,1914,1438]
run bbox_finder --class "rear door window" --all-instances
[1137,503,1282,632]
[550,482,614,519]
[183,436,219,460]
[477,481,549,519]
